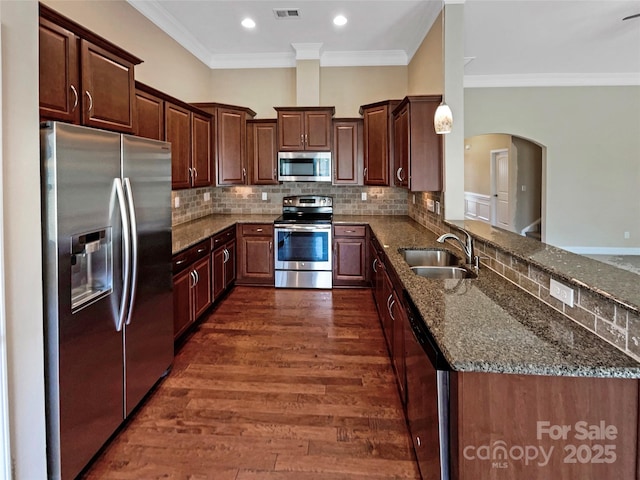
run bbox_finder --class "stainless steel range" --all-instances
[274,195,333,289]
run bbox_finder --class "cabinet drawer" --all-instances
[173,239,210,273]
[241,223,274,237]
[212,227,236,249]
[334,225,366,237]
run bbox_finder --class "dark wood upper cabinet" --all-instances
[191,112,213,187]
[247,120,278,185]
[39,17,80,124]
[360,100,399,186]
[275,107,334,151]
[39,4,141,133]
[134,88,164,141]
[192,103,256,186]
[165,102,192,190]
[332,119,363,185]
[392,96,443,192]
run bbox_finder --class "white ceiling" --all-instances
[129,0,640,86]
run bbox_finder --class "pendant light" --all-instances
[434,4,453,134]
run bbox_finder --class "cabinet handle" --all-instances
[269,241,272,252]
[193,167,198,180]
[70,85,78,112]
[300,134,304,145]
[273,168,277,180]
[188,167,193,183]
[397,167,404,182]
[345,230,355,233]
[305,134,308,144]
[194,270,199,285]
[416,436,422,447]
[372,258,378,272]
[386,294,393,313]
[85,90,93,113]
[242,167,247,183]
[189,270,196,287]
[197,248,206,254]
[256,228,263,232]
[389,299,396,321]
[363,167,368,179]
[175,259,186,266]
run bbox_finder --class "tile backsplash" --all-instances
[172,183,409,226]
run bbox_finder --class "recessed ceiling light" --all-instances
[241,18,256,29]
[333,15,347,26]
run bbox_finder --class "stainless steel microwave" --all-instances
[277,151,332,182]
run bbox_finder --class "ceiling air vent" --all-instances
[273,8,300,19]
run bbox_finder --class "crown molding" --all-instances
[210,53,296,69]
[291,43,324,60]
[321,50,408,67]
[127,0,213,67]
[464,73,640,88]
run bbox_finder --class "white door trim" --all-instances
[0,18,13,479]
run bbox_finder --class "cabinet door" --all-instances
[173,269,193,340]
[248,121,278,185]
[363,105,390,186]
[192,112,213,187]
[333,237,367,286]
[277,111,305,151]
[39,18,80,123]
[238,236,274,285]
[390,290,407,404]
[218,108,247,185]
[80,40,134,133]
[192,256,212,319]
[212,247,226,300]
[380,274,394,355]
[165,103,192,189]
[333,120,362,185]
[224,241,236,289]
[393,105,409,187]
[305,111,332,151]
[135,89,164,140]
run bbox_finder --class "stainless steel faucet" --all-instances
[437,230,475,266]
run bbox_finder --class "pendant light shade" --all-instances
[434,102,453,134]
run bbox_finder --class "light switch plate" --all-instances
[174,196,180,208]
[550,278,574,307]
[262,192,268,201]
[204,192,211,202]
[361,192,367,201]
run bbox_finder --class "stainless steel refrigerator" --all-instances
[40,122,174,479]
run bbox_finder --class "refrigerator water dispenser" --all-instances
[70,228,112,312]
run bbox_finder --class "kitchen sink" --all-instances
[400,248,461,267]
[410,266,477,280]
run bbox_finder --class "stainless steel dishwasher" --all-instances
[404,293,450,480]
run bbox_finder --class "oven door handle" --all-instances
[274,225,331,232]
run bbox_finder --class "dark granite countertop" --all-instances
[173,214,640,378]
[172,214,278,254]
[448,220,640,314]
[335,215,640,378]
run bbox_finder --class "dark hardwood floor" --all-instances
[82,287,420,479]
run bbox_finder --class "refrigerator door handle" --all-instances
[114,178,131,332]
[123,177,139,326]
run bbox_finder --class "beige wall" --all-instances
[41,0,212,101]
[320,66,408,117]
[1,0,48,477]
[465,86,640,249]
[464,133,511,195]
[408,10,442,95]
[210,68,296,118]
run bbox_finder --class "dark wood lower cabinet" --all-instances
[237,224,274,285]
[172,240,211,340]
[212,228,236,300]
[333,225,368,287]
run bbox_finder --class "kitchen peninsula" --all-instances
[173,212,640,480]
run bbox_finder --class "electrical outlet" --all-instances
[435,201,441,215]
[361,192,367,201]
[550,278,574,307]
[624,231,630,239]
[426,199,435,212]
[174,196,180,208]
[262,192,268,201]
[412,194,416,205]
[204,192,211,202]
